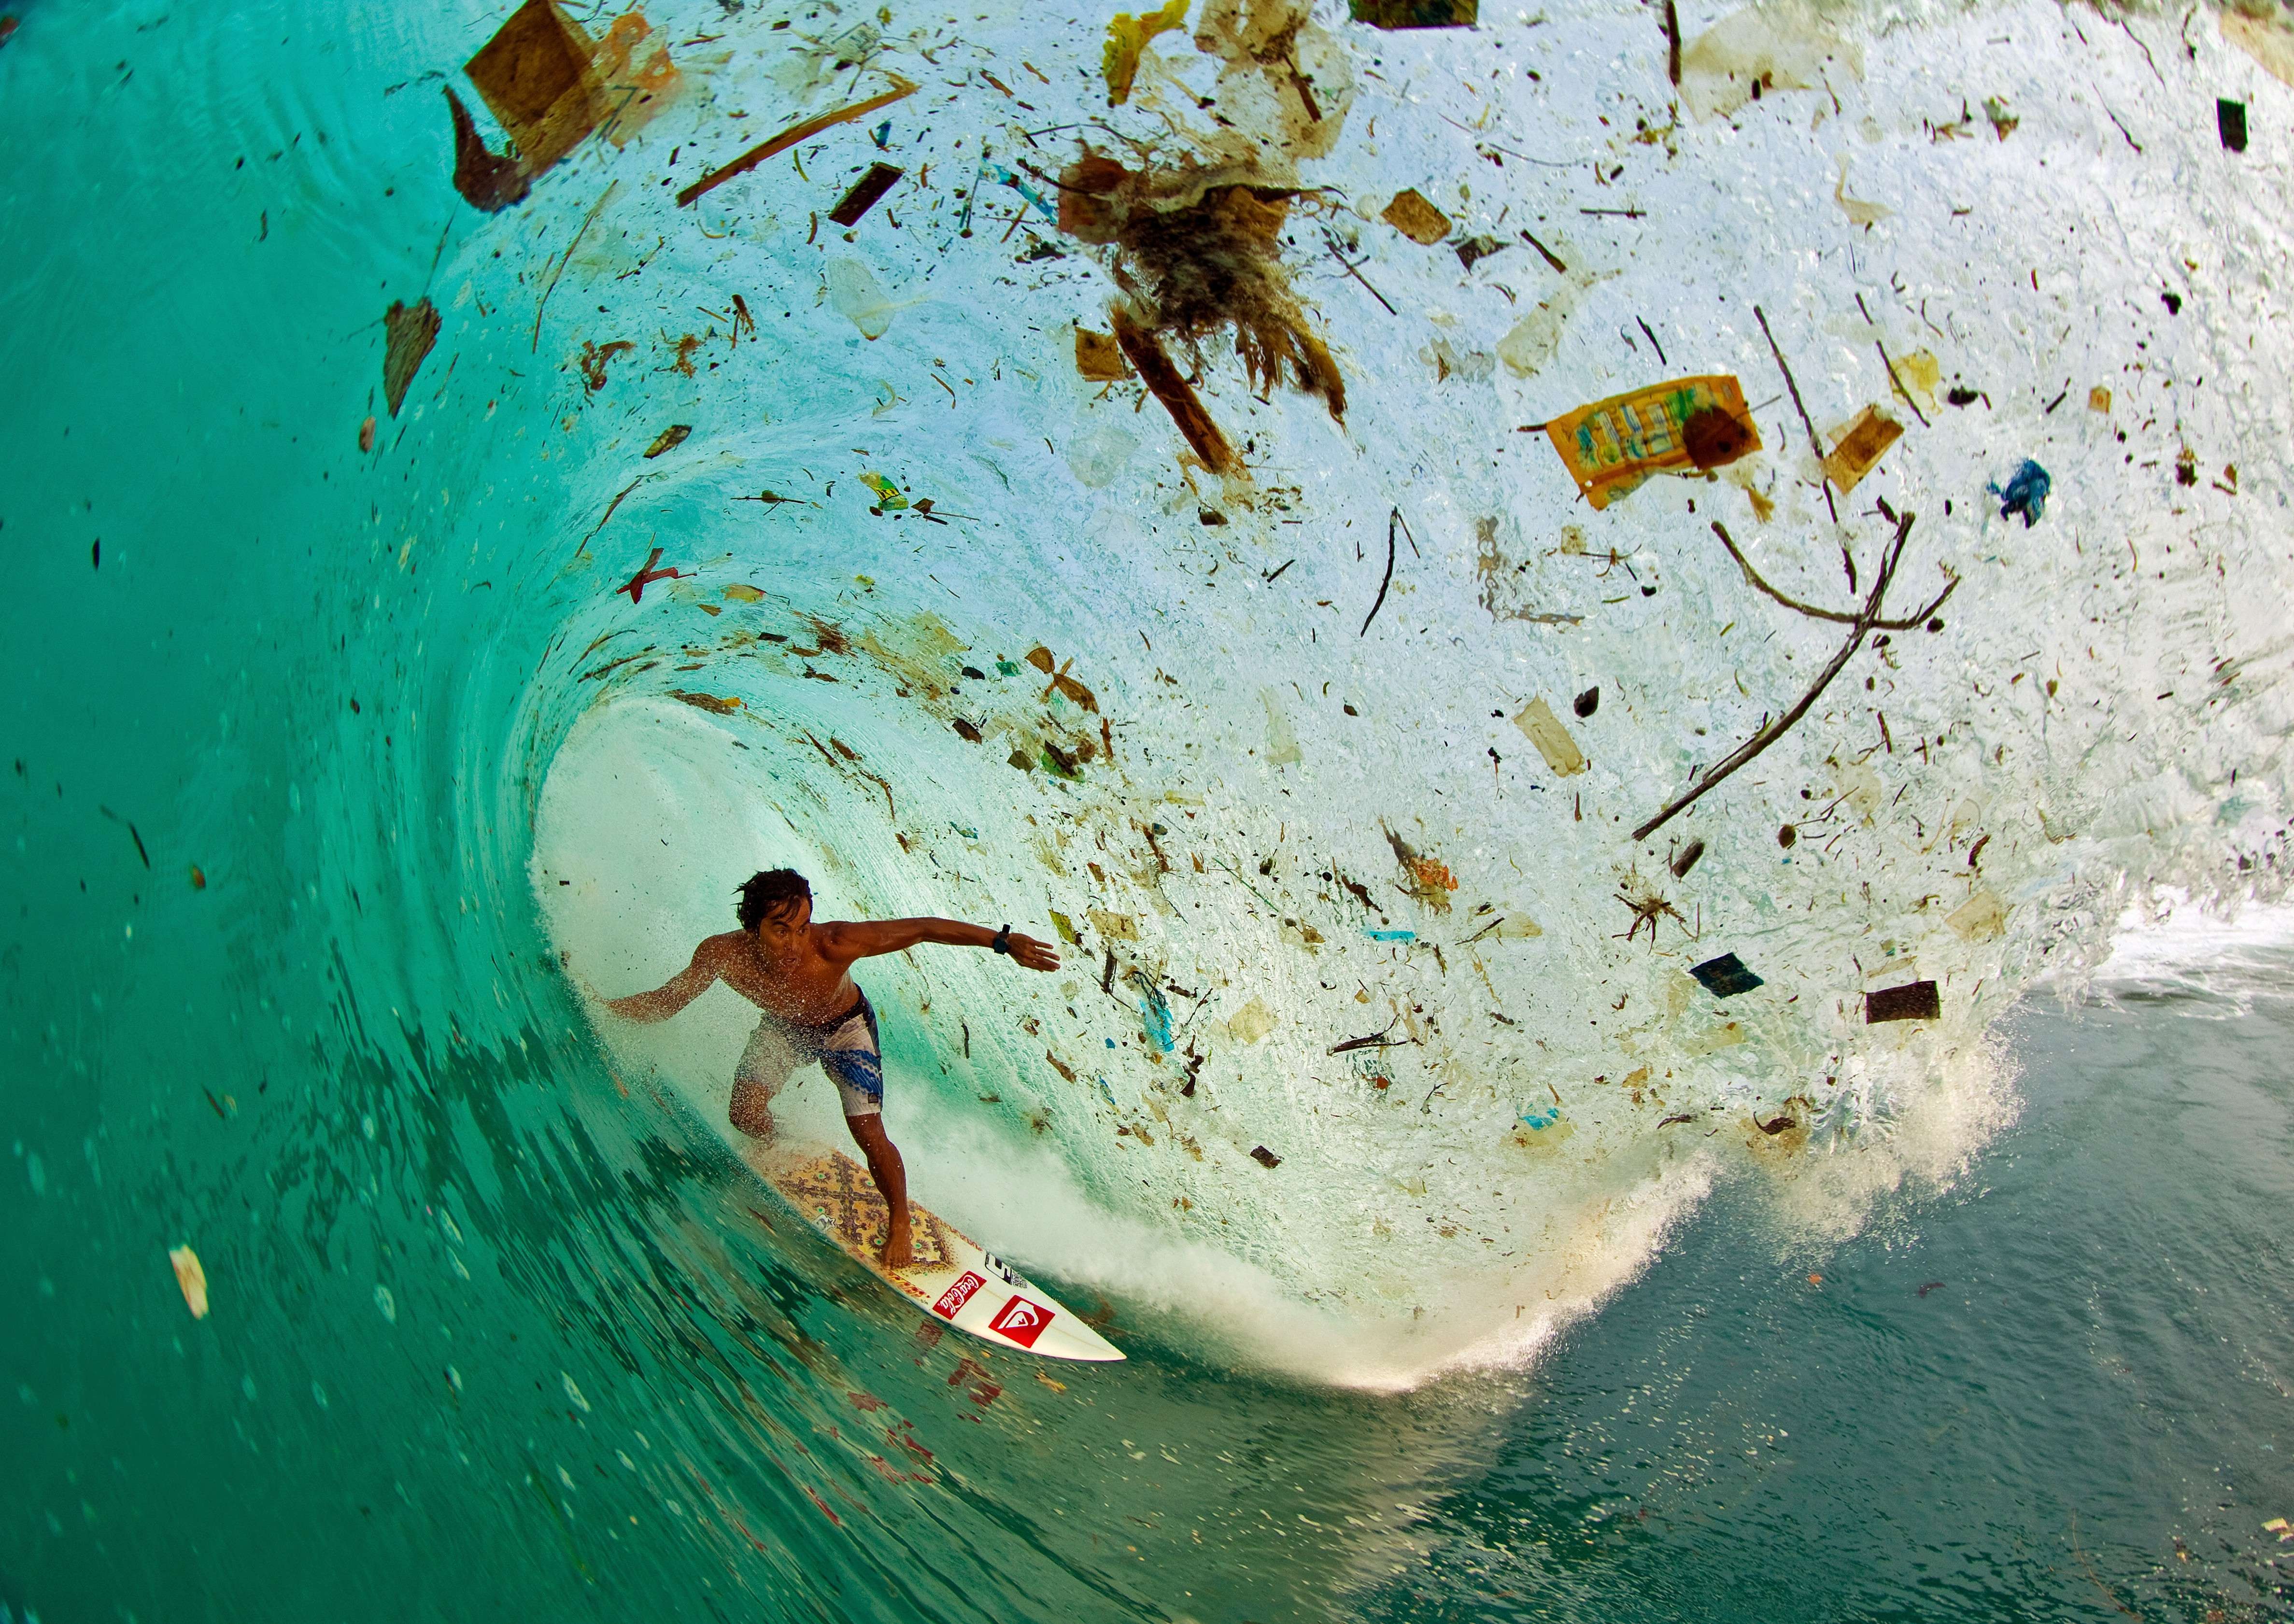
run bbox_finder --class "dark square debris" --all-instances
[2219,98,2249,153]
[1689,952,1764,998]
[1866,980,1941,1023]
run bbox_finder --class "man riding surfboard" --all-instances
[598,869,1059,1268]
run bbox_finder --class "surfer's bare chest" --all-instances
[712,931,855,1023]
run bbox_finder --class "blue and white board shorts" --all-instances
[735,993,885,1118]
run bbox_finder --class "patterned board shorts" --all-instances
[735,993,884,1119]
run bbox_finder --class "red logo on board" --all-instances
[933,1272,986,1320]
[988,1296,1054,1347]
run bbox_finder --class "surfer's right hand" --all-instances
[1003,932,1060,972]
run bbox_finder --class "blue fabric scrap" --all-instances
[1990,459,2051,527]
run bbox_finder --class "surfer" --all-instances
[598,869,1059,1268]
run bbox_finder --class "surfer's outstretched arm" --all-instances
[600,936,725,1021]
[822,918,1060,972]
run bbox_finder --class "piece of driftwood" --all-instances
[1633,510,1954,841]
[677,76,919,207]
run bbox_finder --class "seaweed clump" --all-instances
[1060,149,1344,473]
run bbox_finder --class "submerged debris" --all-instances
[1102,0,1190,105]
[1991,459,2051,526]
[382,297,441,417]
[1384,823,1459,911]
[1062,150,1345,434]
[669,690,741,714]
[829,163,904,226]
[643,423,691,458]
[1866,980,1941,1023]
[1249,1144,1282,1168]
[1573,685,1600,719]
[1513,697,1587,777]
[168,1244,210,1319]
[444,85,531,211]
[1690,952,1763,997]
[1543,375,1760,509]
[1074,325,1133,381]
[677,75,919,207]
[1350,0,1477,25]
[1381,188,1452,244]
[1821,405,1903,494]
[465,0,605,177]
[2219,98,2249,152]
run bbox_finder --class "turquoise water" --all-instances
[5,0,2293,1617]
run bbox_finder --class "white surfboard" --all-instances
[744,1145,1123,1363]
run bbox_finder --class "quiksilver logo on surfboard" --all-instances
[933,1271,986,1319]
[988,1296,1053,1348]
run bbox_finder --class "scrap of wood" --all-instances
[677,76,920,207]
[1634,510,1953,841]
[1109,306,1235,474]
[1754,304,1839,525]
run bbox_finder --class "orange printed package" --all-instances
[1544,375,1761,510]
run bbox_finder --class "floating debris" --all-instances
[2089,385,2113,413]
[1512,696,1587,777]
[1573,685,1600,719]
[1670,838,1706,879]
[1384,823,1460,911]
[359,415,376,452]
[1350,0,1477,25]
[444,85,530,211]
[668,691,740,715]
[1946,890,2008,942]
[1381,188,1452,244]
[1074,325,1132,381]
[1249,1144,1282,1168]
[1543,375,1760,509]
[1063,152,1344,433]
[828,162,904,226]
[1102,0,1189,104]
[1690,952,1764,997]
[2219,97,2249,152]
[859,472,908,511]
[382,297,441,417]
[678,74,919,207]
[615,545,684,604]
[1366,928,1416,942]
[643,423,691,458]
[1990,459,2051,526]
[465,0,605,177]
[1865,979,1940,1023]
[1820,405,1902,494]
[1982,95,2018,140]
[169,1244,210,1319]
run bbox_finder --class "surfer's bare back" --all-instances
[598,869,1058,1269]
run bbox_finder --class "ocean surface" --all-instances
[4,0,2292,1617]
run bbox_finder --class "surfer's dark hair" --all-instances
[736,869,811,930]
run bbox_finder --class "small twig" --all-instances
[1709,521,1956,629]
[1664,0,1682,85]
[677,75,920,206]
[1360,507,1401,636]
[1263,558,1296,583]
[1328,1021,1412,1056]
[1755,304,1839,525]
[1856,293,1930,428]
[1579,207,1646,218]
[577,473,656,556]
[1324,234,1397,315]
[1635,513,1926,841]
[1520,229,1568,274]
[1637,316,1667,366]
[534,183,619,353]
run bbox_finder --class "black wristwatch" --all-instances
[991,924,1012,955]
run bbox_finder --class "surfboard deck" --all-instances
[743,1145,1123,1363]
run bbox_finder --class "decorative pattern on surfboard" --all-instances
[748,1146,1123,1363]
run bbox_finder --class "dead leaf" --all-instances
[382,297,441,417]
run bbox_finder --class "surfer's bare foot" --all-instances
[728,1079,777,1143]
[879,1220,915,1271]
